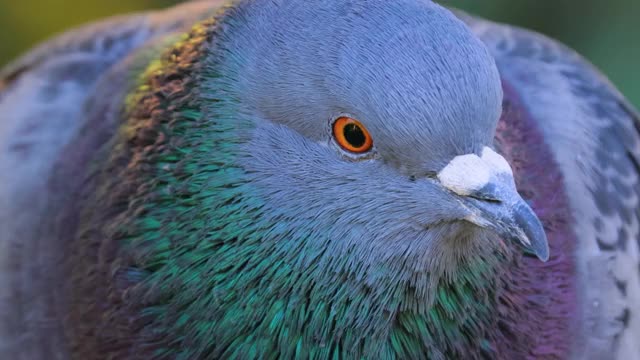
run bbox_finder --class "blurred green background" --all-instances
[0,0,638,107]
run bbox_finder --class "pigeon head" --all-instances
[102,0,549,356]
[206,0,548,268]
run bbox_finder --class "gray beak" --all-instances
[463,184,549,262]
[437,147,549,262]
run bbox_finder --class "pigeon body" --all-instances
[0,1,638,359]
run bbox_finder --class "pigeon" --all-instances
[1,0,638,359]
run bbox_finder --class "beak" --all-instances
[438,148,549,262]
[462,185,549,262]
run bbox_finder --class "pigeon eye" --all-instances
[332,117,373,153]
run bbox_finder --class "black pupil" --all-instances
[343,123,366,148]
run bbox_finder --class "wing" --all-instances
[456,11,640,359]
[0,2,223,359]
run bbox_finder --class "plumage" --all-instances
[0,0,638,359]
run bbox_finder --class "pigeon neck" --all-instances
[489,80,579,358]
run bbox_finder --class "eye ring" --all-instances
[332,117,373,153]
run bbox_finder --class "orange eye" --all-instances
[332,117,373,153]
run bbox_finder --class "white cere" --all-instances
[437,148,514,196]
[481,147,513,175]
[437,154,491,196]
